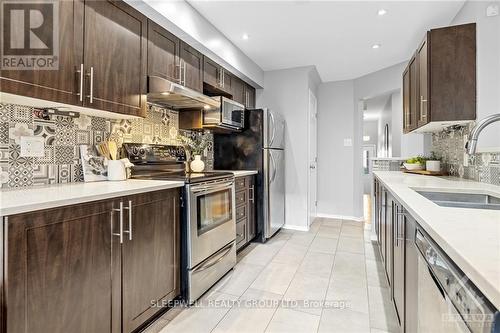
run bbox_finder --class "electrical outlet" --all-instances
[343,138,352,147]
[463,135,469,167]
[487,4,499,17]
[20,136,45,157]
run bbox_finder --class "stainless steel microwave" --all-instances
[203,96,245,131]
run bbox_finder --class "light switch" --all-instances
[20,136,45,157]
[487,4,499,17]
[343,138,352,147]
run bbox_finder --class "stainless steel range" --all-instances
[123,143,236,304]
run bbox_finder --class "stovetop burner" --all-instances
[123,143,234,183]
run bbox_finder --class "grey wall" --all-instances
[451,1,500,152]
[317,80,356,218]
[363,120,378,146]
[257,66,319,230]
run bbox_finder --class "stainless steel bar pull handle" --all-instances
[249,185,254,202]
[183,61,186,86]
[86,66,94,103]
[112,202,124,243]
[77,64,84,102]
[123,200,133,240]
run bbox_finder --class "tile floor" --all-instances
[144,218,399,333]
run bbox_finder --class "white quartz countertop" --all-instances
[373,171,500,309]
[0,180,185,216]
[215,170,258,177]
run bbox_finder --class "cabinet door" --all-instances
[84,0,147,117]
[231,76,246,105]
[122,189,180,333]
[203,57,221,88]
[180,41,203,92]
[402,66,411,133]
[405,215,418,333]
[245,84,256,109]
[0,0,84,105]
[393,203,405,327]
[222,69,233,93]
[409,55,419,131]
[5,200,118,333]
[385,194,393,288]
[380,188,387,262]
[148,20,180,83]
[247,176,256,240]
[417,36,429,127]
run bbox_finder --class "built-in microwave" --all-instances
[203,96,245,130]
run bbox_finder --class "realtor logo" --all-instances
[1,0,59,70]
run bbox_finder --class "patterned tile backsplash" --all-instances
[431,124,500,186]
[0,103,213,189]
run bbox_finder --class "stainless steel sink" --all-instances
[416,190,500,210]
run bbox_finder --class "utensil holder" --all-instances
[107,160,127,181]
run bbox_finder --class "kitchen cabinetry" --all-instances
[0,0,148,117]
[180,42,204,93]
[402,23,476,133]
[231,76,246,105]
[3,188,180,333]
[235,175,256,250]
[245,84,256,109]
[122,190,180,332]
[392,200,405,327]
[404,213,418,333]
[385,193,394,289]
[147,20,181,83]
[84,0,147,117]
[203,56,234,95]
[0,0,84,105]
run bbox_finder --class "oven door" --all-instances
[221,97,245,129]
[187,179,236,268]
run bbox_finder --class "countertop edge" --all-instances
[0,181,185,216]
[373,171,500,310]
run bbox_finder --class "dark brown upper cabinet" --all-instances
[180,42,204,92]
[403,23,476,133]
[231,76,246,105]
[147,20,180,83]
[84,0,147,117]
[244,84,256,109]
[0,0,148,117]
[403,55,418,133]
[203,56,233,95]
[203,57,222,88]
[0,0,85,106]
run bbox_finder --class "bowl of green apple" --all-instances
[403,157,425,171]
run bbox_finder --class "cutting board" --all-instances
[402,169,447,176]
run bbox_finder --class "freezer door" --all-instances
[264,149,285,238]
[264,109,285,149]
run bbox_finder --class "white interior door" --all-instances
[308,90,318,226]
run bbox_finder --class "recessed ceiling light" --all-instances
[242,33,249,40]
[372,44,381,49]
[378,9,387,16]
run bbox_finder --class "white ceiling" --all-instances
[188,0,465,82]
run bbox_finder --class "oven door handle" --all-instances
[193,243,234,273]
[191,182,234,194]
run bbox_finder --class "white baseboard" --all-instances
[316,213,365,222]
[282,224,309,232]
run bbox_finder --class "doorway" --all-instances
[307,89,318,226]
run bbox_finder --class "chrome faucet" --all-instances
[465,114,500,155]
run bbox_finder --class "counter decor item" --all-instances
[425,152,442,172]
[403,156,425,171]
[98,141,127,181]
[80,145,108,182]
[178,133,210,173]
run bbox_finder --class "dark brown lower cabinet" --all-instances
[122,190,180,333]
[392,201,405,327]
[235,175,256,250]
[3,188,180,333]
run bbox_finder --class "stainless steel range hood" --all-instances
[147,76,220,110]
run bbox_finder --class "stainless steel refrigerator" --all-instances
[213,108,286,242]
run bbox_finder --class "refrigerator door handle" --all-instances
[270,151,277,183]
[269,111,276,147]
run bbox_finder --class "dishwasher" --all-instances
[415,227,499,333]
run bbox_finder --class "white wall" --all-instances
[257,66,319,230]
[363,120,378,146]
[125,0,264,88]
[451,1,500,152]
[316,80,357,218]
